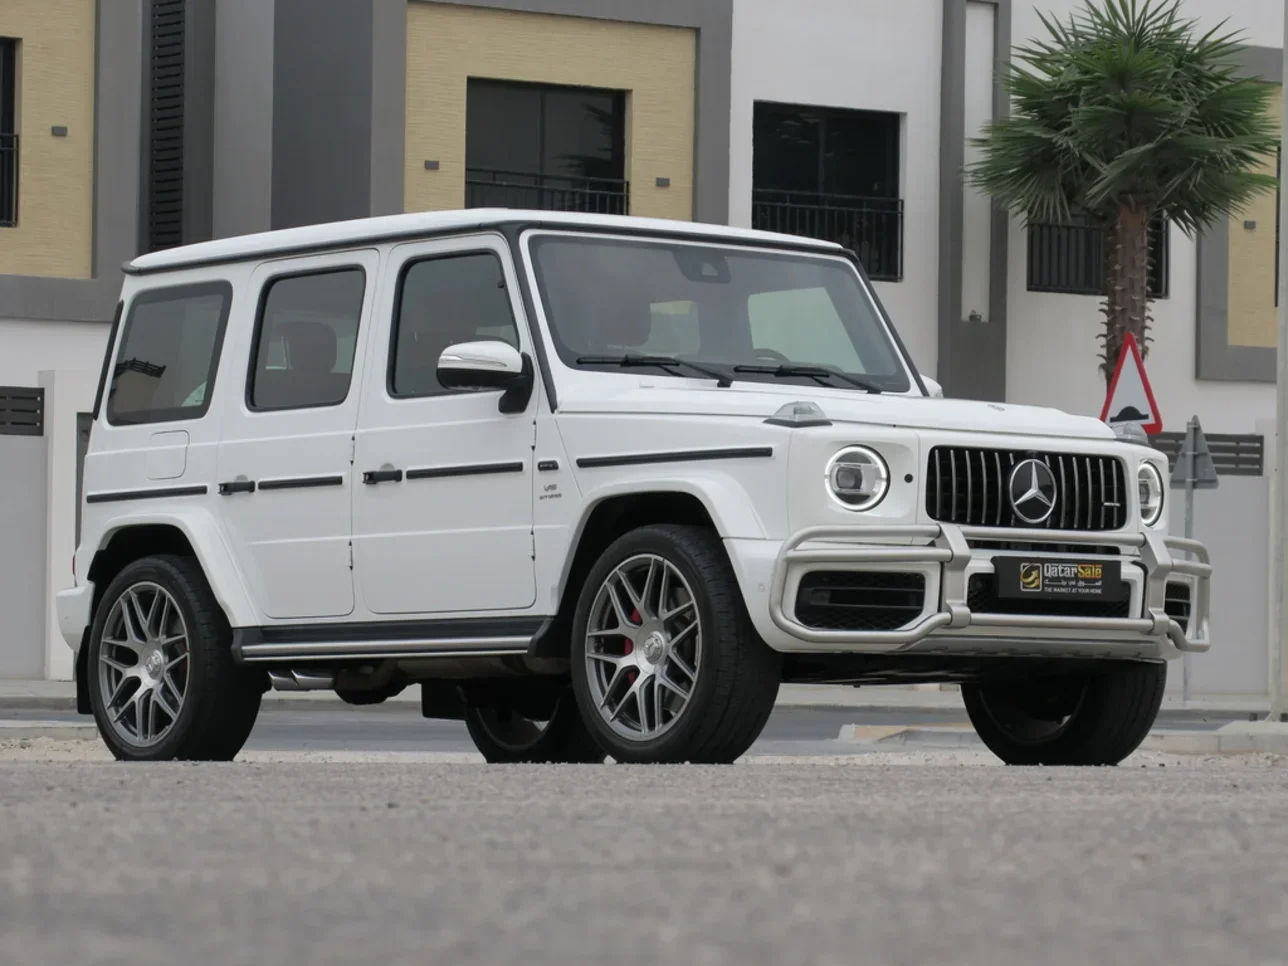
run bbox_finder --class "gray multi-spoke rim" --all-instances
[97,582,190,748]
[584,553,701,741]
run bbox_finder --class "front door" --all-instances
[352,234,537,616]
[214,250,379,621]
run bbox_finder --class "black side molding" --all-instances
[575,446,774,470]
[405,461,524,481]
[258,475,345,491]
[232,615,549,656]
[85,484,208,505]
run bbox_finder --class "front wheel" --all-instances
[962,661,1166,766]
[570,524,781,764]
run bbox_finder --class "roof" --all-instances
[125,208,843,275]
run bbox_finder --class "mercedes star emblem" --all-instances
[1008,459,1057,525]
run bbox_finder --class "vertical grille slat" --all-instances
[949,450,958,521]
[926,447,1127,532]
[978,449,988,527]
[1098,459,1107,530]
[993,452,1004,527]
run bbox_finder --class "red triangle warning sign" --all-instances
[1099,332,1162,434]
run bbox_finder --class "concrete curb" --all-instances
[0,721,100,740]
[838,722,1288,755]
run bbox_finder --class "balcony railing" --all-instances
[465,168,629,215]
[0,134,17,227]
[751,189,904,281]
[1027,213,1169,298]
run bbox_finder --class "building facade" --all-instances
[1,0,1285,686]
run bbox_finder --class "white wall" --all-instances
[729,0,944,377]
[0,319,109,389]
[1006,0,1286,433]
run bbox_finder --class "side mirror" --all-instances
[437,341,534,414]
[922,376,944,398]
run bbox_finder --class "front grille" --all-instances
[1164,582,1192,629]
[927,447,1128,532]
[795,571,926,631]
[967,574,1132,619]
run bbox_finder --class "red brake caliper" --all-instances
[624,609,640,656]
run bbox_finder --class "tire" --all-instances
[962,661,1167,766]
[463,686,607,763]
[570,524,781,764]
[87,555,263,762]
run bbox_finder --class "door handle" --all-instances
[218,479,257,495]
[362,468,404,485]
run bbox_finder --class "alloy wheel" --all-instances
[583,553,702,741]
[97,582,190,747]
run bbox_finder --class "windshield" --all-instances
[526,233,912,393]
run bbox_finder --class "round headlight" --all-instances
[825,446,889,511]
[1137,462,1165,526]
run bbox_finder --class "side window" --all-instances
[248,268,366,411]
[748,287,866,372]
[106,282,232,426]
[390,252,520,398]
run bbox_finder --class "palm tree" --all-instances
[967,0,1280,382]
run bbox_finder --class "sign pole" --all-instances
[1272,4,1288,723]
[1182,416,1197,705]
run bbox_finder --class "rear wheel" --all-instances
[88,555,263,762]
[463,687,606,763]
[570,524,781,764]
[962,661,1166,766]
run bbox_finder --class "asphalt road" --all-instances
[2,756,1287,966]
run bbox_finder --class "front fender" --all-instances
[87,509,258,628]
[573,473,777,541]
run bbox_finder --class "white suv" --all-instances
[57,209,1210,765]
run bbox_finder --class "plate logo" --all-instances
[1008,459,1058,525]
[1019,562,1042,592]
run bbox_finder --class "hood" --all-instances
[555,379,1115,441]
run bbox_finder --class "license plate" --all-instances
[994,558,1125,601]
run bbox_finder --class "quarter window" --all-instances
[106,282,232,425]
[389,252,520,398]
[249,269,366,411]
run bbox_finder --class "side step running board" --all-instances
[239,637,532,664]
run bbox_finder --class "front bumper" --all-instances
[767,524,1211,659]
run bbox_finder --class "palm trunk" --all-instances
[1099,204,1152,384]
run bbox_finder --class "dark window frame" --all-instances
[105,281,234,427]
[1026,212,1170,298]
[0,36,18,228]
[464,78,629,215]
[750,100,905,282]
[386,249,522,401]
[245,265,369,414]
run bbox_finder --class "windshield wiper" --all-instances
[576,354,732,388]
[732,364,883,394]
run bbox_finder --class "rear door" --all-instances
[213,250,379,621]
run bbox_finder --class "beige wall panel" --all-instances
[1226,83,1282,349]
[0,0,96,279]
[405,2,696,220]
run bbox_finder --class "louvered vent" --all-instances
[0,386,44,436]
[147,0,185,252]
